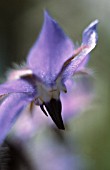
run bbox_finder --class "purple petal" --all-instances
[0,93,34,144]
[27,11,74,83]
[61,77,94,121]
[0,79,36,96]
[76,54,90,71]
[82,20,98,47]
[58,20,98,82]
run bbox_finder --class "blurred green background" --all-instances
[0,0,110,169]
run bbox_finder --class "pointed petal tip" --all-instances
[87,19,99,32]
[82,19,99,48]
[44,10,53,22]
[89,19,99,27]
[43,10,58,27]
[44,9,49,16]
[44,10,49,17]
[83,19,99,36]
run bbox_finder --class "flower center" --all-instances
[33,83,65,130]
[34,83,60,106]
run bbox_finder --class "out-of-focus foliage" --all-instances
[0,0,110,170]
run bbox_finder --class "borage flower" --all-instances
[0,11,98,143]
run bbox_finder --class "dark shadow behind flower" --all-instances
[0,127,87,170]
[0,139,37,170]
[0,11,98,144]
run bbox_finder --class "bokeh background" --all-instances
[0,0,110,170]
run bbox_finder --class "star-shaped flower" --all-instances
[0,11,98,144]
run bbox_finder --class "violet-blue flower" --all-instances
[0,11,98,144]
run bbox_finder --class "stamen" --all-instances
[40,104,48,116]
[29,102,34,115]
[44,98,65,130]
